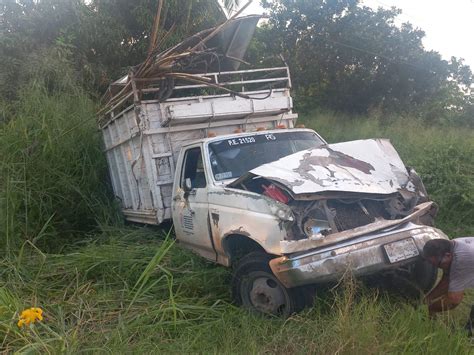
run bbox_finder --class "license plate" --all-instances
[383,238,419,263]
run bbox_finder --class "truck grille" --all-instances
[329,200,389,232]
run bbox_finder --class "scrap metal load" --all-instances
[98,11,266,126]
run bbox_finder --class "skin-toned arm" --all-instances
[428,291,464,316]
[424,272,449,303]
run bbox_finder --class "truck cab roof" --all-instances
[180,128,327,149]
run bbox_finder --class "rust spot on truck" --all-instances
[293,149,375,184]
[211,212,220,227]
[224,227,251,238]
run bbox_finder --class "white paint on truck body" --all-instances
[241,138,410,196]
[101,83,297,225]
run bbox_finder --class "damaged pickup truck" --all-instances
[172,129,447,315]
[98,15,448,316]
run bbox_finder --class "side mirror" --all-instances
[184,178,192,192]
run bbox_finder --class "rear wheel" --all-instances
[232,252,309,317]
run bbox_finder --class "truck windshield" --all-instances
[208,131,324,181]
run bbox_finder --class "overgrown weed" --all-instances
[0,51,119,254]
[2,232,471,353]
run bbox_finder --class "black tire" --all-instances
[231,252,310,317]
[378,259,438,299]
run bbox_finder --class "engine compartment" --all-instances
[231,173,434,241]
[227,139,437,241]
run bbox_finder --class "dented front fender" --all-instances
[208,186,291,264]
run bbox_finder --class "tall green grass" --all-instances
[1,57,473,352]
[0,51,119,254]
[1,227,471,353]
[301,110,474,236]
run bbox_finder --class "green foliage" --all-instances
[0,0,227,98]
[258,0,473,124]
[1,228,472,353]
[0,50,118,254]
[300,110,474,236]
[3,0,472,124]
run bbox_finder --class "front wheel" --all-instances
[375,259,438,299]
[231,252,309,317]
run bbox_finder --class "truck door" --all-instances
[172,146,216,261]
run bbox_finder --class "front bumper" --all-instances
[269,222,448,288]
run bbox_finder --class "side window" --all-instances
[182,147,207,189]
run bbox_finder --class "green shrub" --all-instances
[0,50,118,254]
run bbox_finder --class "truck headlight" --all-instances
[303,218,331,237]
[270,204,294,221]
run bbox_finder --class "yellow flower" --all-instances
[17,307,43,328]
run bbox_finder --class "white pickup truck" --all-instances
[99,65,448,316]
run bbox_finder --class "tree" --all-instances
[259,0,473,122]
[0,0,231,100]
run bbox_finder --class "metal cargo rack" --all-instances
[100,66,298,225]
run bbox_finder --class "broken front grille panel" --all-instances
[288,197,406,240]
[328,199,390,232]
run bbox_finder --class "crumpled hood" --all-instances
[230,139,412,196]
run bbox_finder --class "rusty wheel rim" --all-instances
[241,271,289,315]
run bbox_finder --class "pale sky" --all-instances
[239,0,474,68]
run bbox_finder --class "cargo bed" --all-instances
[100,67,298,224]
